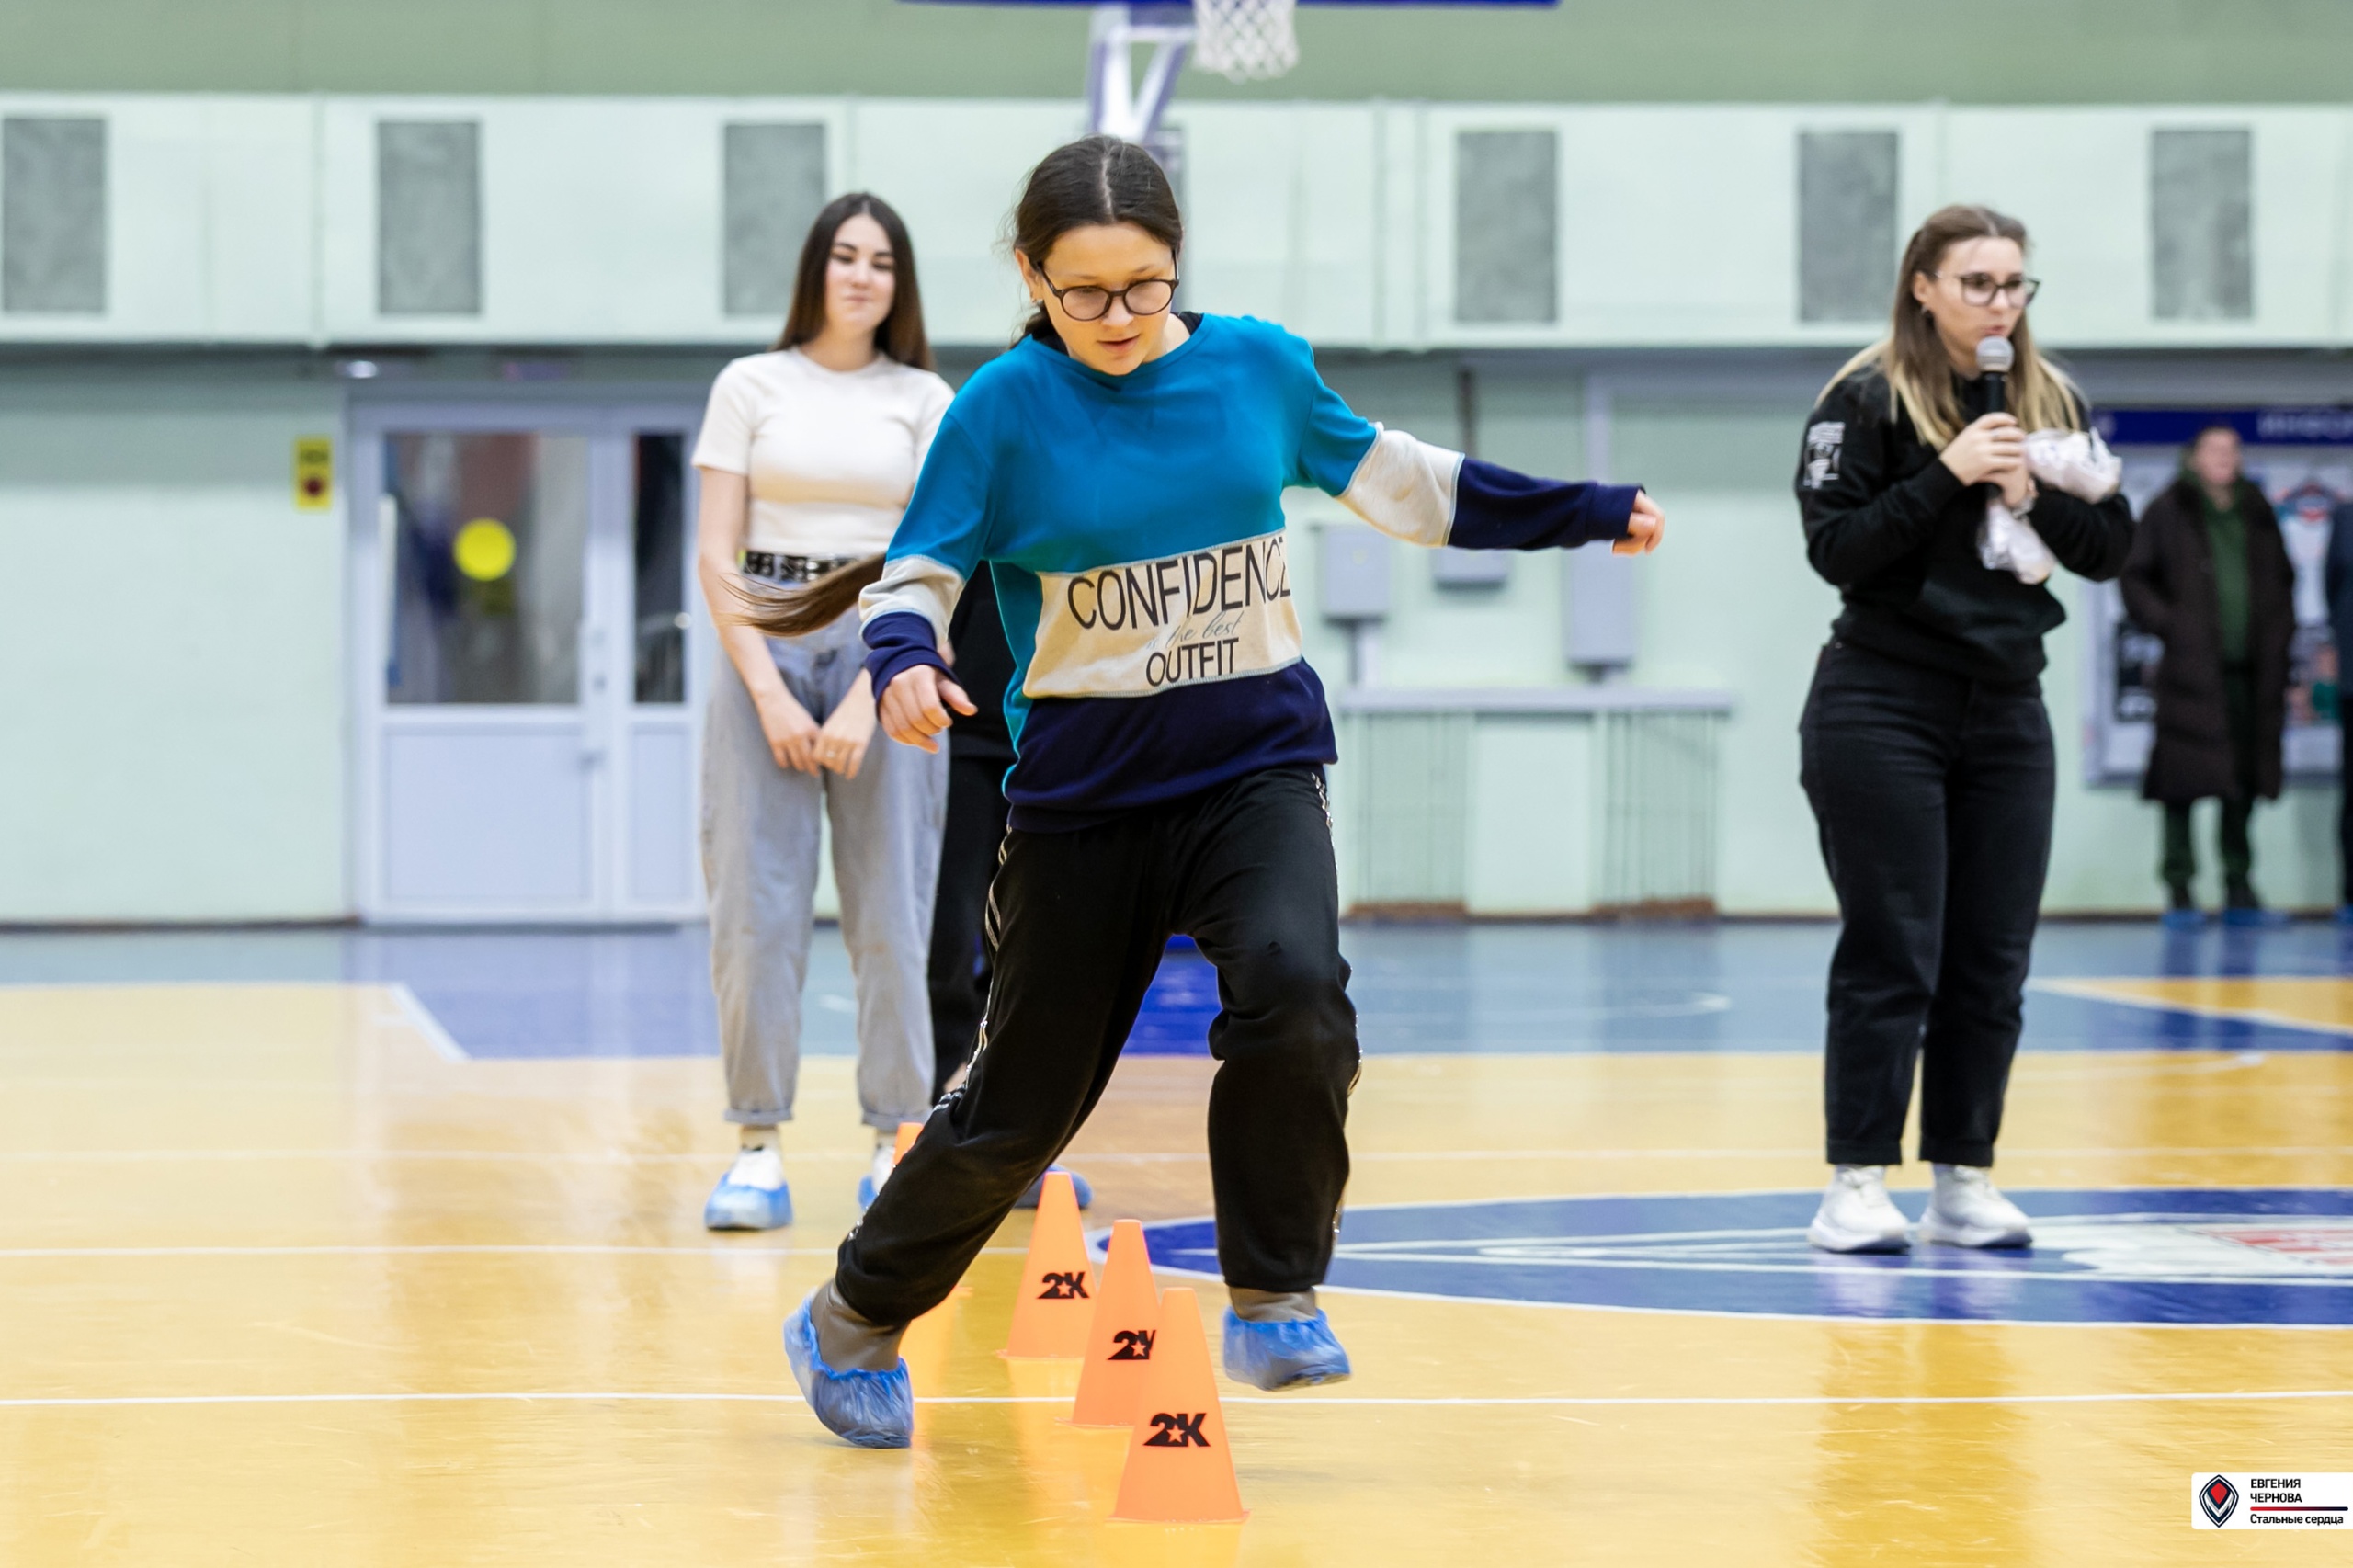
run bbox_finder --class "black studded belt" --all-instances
[740,551,858,585]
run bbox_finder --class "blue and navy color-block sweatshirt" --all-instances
[862,313,1641,831]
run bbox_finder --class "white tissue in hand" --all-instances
[2024,428,2122,502]
[1978,496,2056,585]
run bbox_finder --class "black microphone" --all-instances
[1975,335,2013,415]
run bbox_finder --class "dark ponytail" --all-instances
[726,554,886,639]
[1010,135,1184,347]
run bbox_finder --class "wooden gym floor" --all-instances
[4,923,2351,1565]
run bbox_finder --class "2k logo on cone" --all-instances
[1110,1287,1247,1523]
[1003,1169,1095,1358]
[1070,1219,1161,1426]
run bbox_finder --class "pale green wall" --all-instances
[0,0,2345,104]
[0,377,347,920]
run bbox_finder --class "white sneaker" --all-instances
[703,1144,791,1231]
[733,1145,785,1190]
[1806,1165,1912,1254]
[1918,1164,2031,1248]
[855,1141,897,1210]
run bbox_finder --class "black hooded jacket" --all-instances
[1795,366,2135,682]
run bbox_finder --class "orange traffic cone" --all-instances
[1109,1288,1247,1523]
[1070,1220,1162,1426]
[1002,1169,1095,1358]
[892,1119,922,1165]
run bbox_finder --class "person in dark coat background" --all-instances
[2120,425,2296,926]
[2327,493,2353,922]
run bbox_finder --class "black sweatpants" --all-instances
[1799,640,2054,1169]
[926,752,1012,1099]
[836,765,1358,1328]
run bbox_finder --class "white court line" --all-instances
[382,983,468,1062]
[2030,979,2353,1040]
[0,1244,1026,1260]
[0,1150,881,1164]
[7,1143,2351,1165]
[2,1389,2349,1412]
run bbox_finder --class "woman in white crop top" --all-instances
[691,192,955,1229]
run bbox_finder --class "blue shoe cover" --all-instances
[783,1298,913,1449]
[2160,906,2207,933]
[1013,1165,1093,1210]
[1221,1309,1351,1391]
[2337,904,2353,928]
[2222,904,2290,929]
[704,1176,791,1231]
[857,1174,879,1210]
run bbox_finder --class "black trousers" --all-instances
[2160,665,2257,891]
[836,765,1358,1327]
[1799,640,2054,1169]
[926,753,1012,1099]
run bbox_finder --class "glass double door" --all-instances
[351,404,705,921]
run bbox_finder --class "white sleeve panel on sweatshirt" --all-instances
[858,553,965,640]
[1336,426,1464,547]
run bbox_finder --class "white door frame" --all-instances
[346,398,707,924]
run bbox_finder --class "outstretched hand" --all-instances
[877,665,978,754]
[1613,490,1666,555]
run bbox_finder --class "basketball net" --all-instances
[1191,0,1298,81]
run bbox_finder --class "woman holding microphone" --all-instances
[1795,205,2132,1253]
[694,193,953,1228]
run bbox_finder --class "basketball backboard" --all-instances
[906,0,1559,142]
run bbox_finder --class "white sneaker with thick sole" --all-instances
[1917,1164,2031,1248]
[1806,1165,1911,1254]
[704,1145,791,1230]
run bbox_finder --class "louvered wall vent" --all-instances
[1797,130,1897,324]
[1455,129,1557,325]
[722,122,828,318]
[2,117,107,314]
[378,119,483,316]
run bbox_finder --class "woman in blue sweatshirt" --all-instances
[741,135,1665,1449]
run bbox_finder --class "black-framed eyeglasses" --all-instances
[1933,271,2041,307]
[1038,269,1178,323]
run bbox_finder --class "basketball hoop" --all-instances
[1190,0,1298,81]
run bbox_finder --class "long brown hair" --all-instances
[727,555,887,640]
[1825,203,2081,448]
[774,192,934,370]
[728,194,926,640]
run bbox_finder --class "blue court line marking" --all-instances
[1137,1186,2353,1330]
[4,1389,2351,1411]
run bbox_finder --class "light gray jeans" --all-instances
[702,610,946,1131]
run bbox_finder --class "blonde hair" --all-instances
[1824,203,2082,449]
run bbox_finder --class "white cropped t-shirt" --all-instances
[692,347,954,559]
